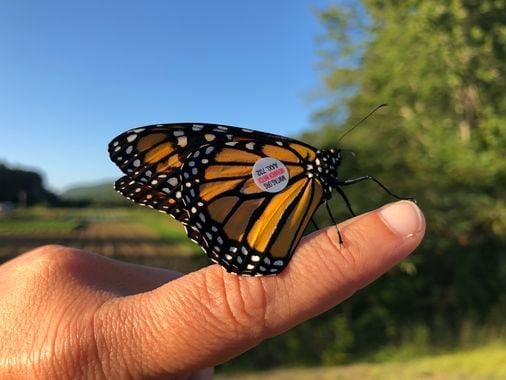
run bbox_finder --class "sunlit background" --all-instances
[1,1,505,379]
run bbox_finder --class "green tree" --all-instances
[310,0,506,351]
[0,163,59,206]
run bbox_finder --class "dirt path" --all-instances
[0,221,207,273]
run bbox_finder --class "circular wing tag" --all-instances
[252,157,289,193]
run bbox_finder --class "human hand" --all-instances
[0,200,424,379]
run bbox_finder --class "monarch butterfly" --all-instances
[109,123,408,276]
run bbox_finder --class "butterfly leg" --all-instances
[334,186,356,217]
[338,176,416,202]
[311,218,320,231]
[325,201,343,245]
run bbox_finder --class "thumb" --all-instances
[101,201,425,377]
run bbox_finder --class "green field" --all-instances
[218,344,506,380]
[0,206,205,272]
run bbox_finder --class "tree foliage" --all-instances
[313,0,506,354]
[0,163,59,206]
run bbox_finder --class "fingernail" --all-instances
[379,201,424,238]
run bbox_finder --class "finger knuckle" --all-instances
[198,269,268,340]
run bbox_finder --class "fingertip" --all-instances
[378,200,425,239]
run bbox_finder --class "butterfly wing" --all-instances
[179,139,324,275]
[114,176,189,221]
[109,123,324,275]
[109,124,313,219]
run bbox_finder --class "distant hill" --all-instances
[61,181,130,206]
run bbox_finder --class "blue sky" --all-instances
[1,0,339,191]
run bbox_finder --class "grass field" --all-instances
[217,344,506,380]
[0,206,206,272]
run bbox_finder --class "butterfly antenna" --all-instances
[336,104,388,143]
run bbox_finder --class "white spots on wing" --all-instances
[225,254,233,261]
[175,191,182,199]
[168,177,178,186]
[135,187,141,193]
[229,247,238,253]
[217,236,223,244]
[192,168,198,175]
[245,142,255,150]
[205,134,216,142]
[114,146,121,152]
[188,161,195,167]
[263,257,271,265]
[190,188,196,198]
[126,145,133,154]
[201,158,209,164]
[113,141,119,147]
[251,255,260,262]
[273,260,284,266]
[276,141,283,146]
[241,246,248,255]
[191,207,197,214]
[242,128,253,133]
[133,159,141,167]
[173,130,184,137]
[236,256,243,264]
[193,150,200,158]
[145,170,152,177]
[162,187,170,193]
[246,264,255,270]
[217,125,228,131]
[205,146,214,154]
[206,232,213,240]
[192,124,204,131]
[225,141,238,146]
[177,136,187,147]
[151,179,158,185]
[127,134,137,142]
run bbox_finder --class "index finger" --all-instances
[97,201,425,377]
